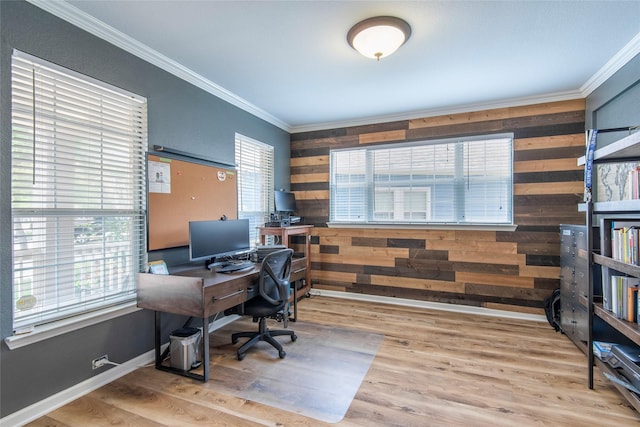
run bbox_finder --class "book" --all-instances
[593,341,614,361]
[629,285,638,323]
[602,266,612,311]
[637,289,640,324]
[608,275,639,321]
[148,260,169,275]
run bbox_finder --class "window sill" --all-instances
[326,222,518,232]
[4,302,141,350]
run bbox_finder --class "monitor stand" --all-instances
[206,258,224,271]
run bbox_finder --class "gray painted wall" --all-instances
[585,52,640,204]
[0,0,290,417]
[586,52,640,144]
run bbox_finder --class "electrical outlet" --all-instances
[92,355,109,370]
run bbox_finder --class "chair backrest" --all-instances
[258,248,294,307]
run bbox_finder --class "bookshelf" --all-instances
[583,127,640,411]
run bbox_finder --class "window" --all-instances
[330,134,513,225]
[235,134,274,244]
[11,50,147,331]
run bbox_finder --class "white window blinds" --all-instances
[235,134,274,245]
[11,50,148,331]
[330,135,513,225]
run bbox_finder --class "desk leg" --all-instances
[155,311,162,368]
[202,316,210,381]
[305,233,311,294]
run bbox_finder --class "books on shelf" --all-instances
[602,219,640,321]
[628,166,640,200]
[607,275,640,323]
[610,221,640,266]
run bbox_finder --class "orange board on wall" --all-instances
[147,154,238,251]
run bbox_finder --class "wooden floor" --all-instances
[29,296,639,426]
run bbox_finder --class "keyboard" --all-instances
[216,261,255,273]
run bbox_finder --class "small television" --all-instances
[275,190,297,213]
[188,219,251,264]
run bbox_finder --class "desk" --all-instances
[259,225,313,304]
[137,257,307,381]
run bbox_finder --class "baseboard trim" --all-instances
[309,289,547,323]
[1,315,239,426]
[1,348,155,426]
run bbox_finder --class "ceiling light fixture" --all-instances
[347,16,411,61]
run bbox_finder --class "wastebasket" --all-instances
[169,327,202,371]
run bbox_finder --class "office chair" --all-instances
[231,248,297,360]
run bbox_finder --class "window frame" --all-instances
[235,133,274,245]
[329,133,514,227]
[10,50,148,334]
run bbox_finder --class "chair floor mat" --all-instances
[207,318,384,423]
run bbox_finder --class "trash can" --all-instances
[169,327,202,371]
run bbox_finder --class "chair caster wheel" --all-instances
[237,352,245,361]
[291,334,297,342]
[232,337,238,344]
[279,350,286,359]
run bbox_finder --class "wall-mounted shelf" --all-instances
[578,130,640,166]
[579,200,640,214]
[594,253,640,278]
[593,303,640,347]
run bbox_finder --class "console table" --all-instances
[258,225,313,308]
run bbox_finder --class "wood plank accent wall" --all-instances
[290,99,586,314]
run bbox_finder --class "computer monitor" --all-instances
[188,219,251,264]
[275,190,297,213]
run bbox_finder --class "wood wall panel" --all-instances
[291,99,586,314]
[407,99,585,129]
[368,274,465,293]
[359,129,407,144]
[514,133,585,150]
[514,158,581,173]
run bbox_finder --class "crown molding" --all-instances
[24,0,640,136]
[580,31,640,97]
[289,90,584,133]
[26,0,290,132]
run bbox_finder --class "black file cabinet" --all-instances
[560,224,590,352]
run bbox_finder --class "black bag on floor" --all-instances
[544,288,562,332]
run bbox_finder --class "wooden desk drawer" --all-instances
[291,269,306,282]
[290,257,306,282]
[204,278,248,316]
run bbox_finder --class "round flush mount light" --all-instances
[347,16,412,61]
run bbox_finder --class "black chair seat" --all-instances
[243,298,283,317]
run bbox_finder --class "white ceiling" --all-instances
[34,1,640,132]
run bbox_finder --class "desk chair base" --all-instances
[232,317,297,361]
